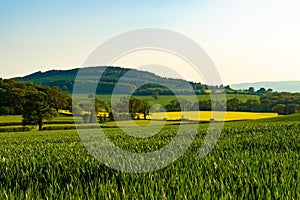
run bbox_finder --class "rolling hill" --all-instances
[13,66,219,95]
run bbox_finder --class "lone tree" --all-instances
[90,96,106,123]
[152,91,159,100]
[22,90,57,131]
[139,100,151,120]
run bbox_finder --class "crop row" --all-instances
[0,115,299,199]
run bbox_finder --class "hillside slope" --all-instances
[13,66,215,95]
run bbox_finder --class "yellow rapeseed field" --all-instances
[150,111,278,121]
[59,109,278,122]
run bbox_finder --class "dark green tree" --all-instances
[272,104,286,115]
[139,100,151,120]
[129,97,142,119]
[245,99,260,111]
[227,98,240,111]
[22,91,57,131]
[48,86,71,111]
[198,100,212,111]
[256,87,267,95]
[248,87,255,95]
[166,99,181,112]
[165,98,191,111]
[285,104,300,114]
[267,88,273,94]
[152,91,159,100]
[8,88,26,114]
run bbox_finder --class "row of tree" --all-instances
[226,86,274,95]
[164,92,300,114]
[74,96,151,122]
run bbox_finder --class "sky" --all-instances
[0,0,299,84]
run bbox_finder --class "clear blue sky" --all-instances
[0,0,299,84]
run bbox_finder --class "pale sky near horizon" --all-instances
[0,0,299,84]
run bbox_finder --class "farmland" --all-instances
[96,94,259,106]
[0,114,299,199]
[0,111,278,131]
[150,111,278,121]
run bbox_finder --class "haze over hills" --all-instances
[231,81,300,93]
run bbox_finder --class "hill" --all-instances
[231,81,300,92]
[13,66,228,95]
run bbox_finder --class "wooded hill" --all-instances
[13,66,232,95]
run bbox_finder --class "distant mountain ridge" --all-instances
[231,81,300,93]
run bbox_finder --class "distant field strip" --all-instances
[150,111,278,121]
[95,94,260,105]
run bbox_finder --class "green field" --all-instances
[0,114,299,198]
[0,115,77,123]
[95,94,259,106]
[0,115,22,123]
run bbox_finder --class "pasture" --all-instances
[95,94,259,106]
[0,114,299,198]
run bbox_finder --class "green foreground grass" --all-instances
[0,115,299,199]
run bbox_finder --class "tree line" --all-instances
[0,78,71,130]
[73,95,151,122]
[164,92,300,114]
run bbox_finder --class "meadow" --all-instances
[96,94,259,106]
[0,114,299,199]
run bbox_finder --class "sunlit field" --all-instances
[94,94,260,106]
[0,115,22,123]
[0,111,278,126]
[150,111,278,121]
[0,114,298,198]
